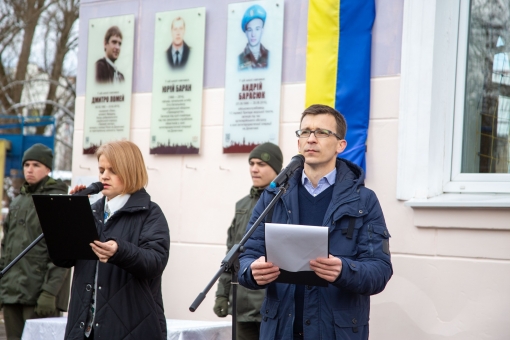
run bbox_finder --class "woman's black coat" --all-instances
[54,188,170,339]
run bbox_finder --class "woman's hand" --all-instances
[69,184,87,195]
[90,240,118,263]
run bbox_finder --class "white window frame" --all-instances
[447,0,510,192]
[397,0,510,207]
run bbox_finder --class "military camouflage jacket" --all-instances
[238,44,269,70]
[0,176,70,310]
[215,186,266,322]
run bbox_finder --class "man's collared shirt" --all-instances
[105,57,121,83]
[301,168,337,197]
[172,45,184,65]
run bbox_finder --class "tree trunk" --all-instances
[38,1,78,134]
[11,0,46,106]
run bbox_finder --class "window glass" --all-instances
[462,0,510,173]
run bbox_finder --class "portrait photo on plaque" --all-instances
[238,4,269,70]
[223,0,284,153]
[83,15,135,154]
[150,8,206,155]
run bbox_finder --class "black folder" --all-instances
[274,269,328,287]
[32,195,99,260]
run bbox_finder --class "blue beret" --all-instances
[241,5,267,32]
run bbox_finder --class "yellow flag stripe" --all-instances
[305,0,340,108]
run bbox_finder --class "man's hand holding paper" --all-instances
[310,254,342,282]
[265,223,331,286]
[251,256,280,285]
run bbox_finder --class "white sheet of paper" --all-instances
[265,223,329,272]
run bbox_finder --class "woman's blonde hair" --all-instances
[95,141,148,194]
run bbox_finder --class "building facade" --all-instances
[72,0,510,338]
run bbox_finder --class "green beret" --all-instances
[22,143,53,170]
[249,142,283,174]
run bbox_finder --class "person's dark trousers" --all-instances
[236,321,260,340]
[3,303,59,340]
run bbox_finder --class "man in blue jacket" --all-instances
[238,104,392,339]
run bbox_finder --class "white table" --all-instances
[21,317,232,340]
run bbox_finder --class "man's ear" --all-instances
[336,139,347,154]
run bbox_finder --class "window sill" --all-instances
[404,193,510,208]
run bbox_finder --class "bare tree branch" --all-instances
[55,136,73,149]
[6,99,74,119]
[0,0,78,170]
[40,0,79,134]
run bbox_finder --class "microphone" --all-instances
[270,154,305,188]
[72,182,104,196]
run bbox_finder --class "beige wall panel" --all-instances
[129,128,184,242]
[414,208,510,230]
[70,130,100,178]
[369,76,400,120]
[279,121,301,160]
[435,228,510,260]
[202,88,224,127]
[74,96,85,131]
[365,119,437,256]
[131,92,152,129]
[371,255,510,339]
[162,243,233,321]
[365,119,399,201]
[176,123,301,245]
[280,83,306,124]
[278,78,400,125]
[178,126,250,245]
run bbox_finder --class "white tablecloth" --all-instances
[21,317,232,340]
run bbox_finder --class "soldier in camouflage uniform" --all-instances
[238,4,269,70]
[214,143,283,340]
[0,144,70,340]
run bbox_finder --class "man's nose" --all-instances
[307,132,318,142]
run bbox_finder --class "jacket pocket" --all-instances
[333,308,369,339]
[329,216,364,256]
[259,297,279,339]
[371,224,391,256]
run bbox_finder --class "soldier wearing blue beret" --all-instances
[239,4,269,70]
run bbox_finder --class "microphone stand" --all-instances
[189,182,289,340]
[0,234,45,279]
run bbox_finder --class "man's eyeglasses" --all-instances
[295,129,342,140]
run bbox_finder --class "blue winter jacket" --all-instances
[239,159,392,340]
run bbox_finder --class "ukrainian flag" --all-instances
[305,0,375,170]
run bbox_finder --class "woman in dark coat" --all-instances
[54,140,170,340]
